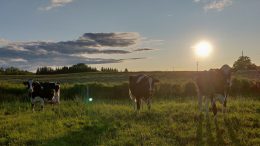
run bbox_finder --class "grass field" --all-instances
[0,72,260,145]
[0,98,259,146]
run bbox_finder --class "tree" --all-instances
[124,68,128,72]
[233,56,257,71]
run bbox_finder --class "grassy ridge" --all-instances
[0,98,259,146]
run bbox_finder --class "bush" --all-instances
[230,78,260,97]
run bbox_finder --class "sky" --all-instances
[0,0,260,72]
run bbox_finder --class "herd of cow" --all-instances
[129,64,232,118]
[23,64,232,117]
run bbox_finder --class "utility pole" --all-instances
[196,60,199,72]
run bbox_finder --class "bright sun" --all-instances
[194,40,213,57]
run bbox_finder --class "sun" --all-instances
[194,40,213,57]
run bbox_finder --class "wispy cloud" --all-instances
[40,0,74,11]
[9,58,28,63]
[0,32,158,71]
[194,0,233,11]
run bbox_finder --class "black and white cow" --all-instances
[23,80,60,111]
[195,65,232,117]
[129,74,159,110]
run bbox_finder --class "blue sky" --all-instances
[0,0,260,71]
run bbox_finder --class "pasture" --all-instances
[0,72,260,145]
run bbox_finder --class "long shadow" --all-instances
[25,123,110,146]
[214,118,225,146]
[195,113,204,146]
[205,114,215,145]
[224,117,243,146]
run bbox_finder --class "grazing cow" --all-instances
[23,80,60,111]
[129,74,159,110]
[195,65,232,117]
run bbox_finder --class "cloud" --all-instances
[133,48,155,52]
[0,38,10,47]
[194,0,233,11]
[40,0,74,11]
[0,32,155,71]
[9,58,28,63]
[80,33,140,47]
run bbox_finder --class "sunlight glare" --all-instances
[194,41,213,57]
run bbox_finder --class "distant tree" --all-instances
[36,63,98,75]
[0,67,33,75]
[100,67,118,72]
[233,56,257,71]
[124,68,128,72]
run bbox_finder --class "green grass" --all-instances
[0,72,259,145]
[0,98,259,146]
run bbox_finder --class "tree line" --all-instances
[0,67,33,75]
[36,63,128,75]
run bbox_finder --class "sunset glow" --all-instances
[194,41,213,58]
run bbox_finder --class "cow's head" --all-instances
[23,79,34,93]
[147,76,159,95]
[54,83,60,98]
[220,64,232,88]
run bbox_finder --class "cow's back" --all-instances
[196,70,226,95]
[129,75,150,99]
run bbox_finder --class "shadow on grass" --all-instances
[195,113,204,146]
[224,117,244,146]
[196,113,227,146]
[214,118,225,146]
[28,123,110,146]
[205,114,215,145]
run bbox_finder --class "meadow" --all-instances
[0,72,260,145]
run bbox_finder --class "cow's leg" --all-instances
[31,103,35,112]
[40,98,44,111]
[223,97,227,113]
[198,92,203,112]
[31,98,35,112]
[34,96,44,111]
[136,99,141,111]
[205,96,209,114]
[147,98,151,110]
[211,96,217,118]
[133,99,137,111]
[129,90,137,111]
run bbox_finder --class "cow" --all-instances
[23,80,60,111]
[195,65,232,118]
[129,74,159,111]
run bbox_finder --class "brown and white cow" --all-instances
[129,74,159,110]
[195,65,232,117]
